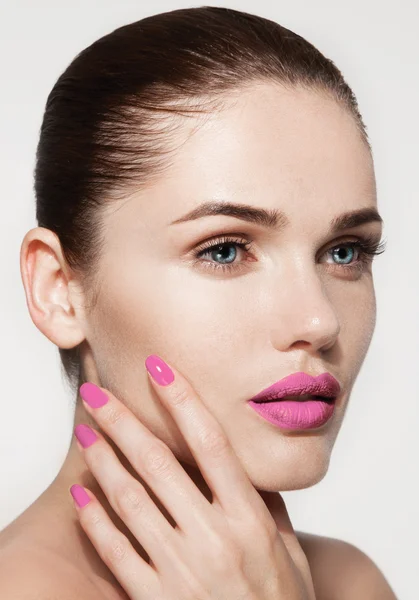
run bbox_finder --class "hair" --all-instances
[34,5,370,395]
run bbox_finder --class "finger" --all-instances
[257,491,296,538]
[144,355,266,519]
[258,491,308,563]
[77,387,216,542]
[73,424,187,575]
[69,483,160,600]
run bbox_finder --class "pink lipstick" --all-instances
[247,372,341,430]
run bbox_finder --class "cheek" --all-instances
[88,264,249,359]
[88,264,263,399]
[336,281,377,377]
[88,258,377,403]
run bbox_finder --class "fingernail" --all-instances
[74,424,98,449]
[70,484,91,508]
[145,354,175,386]
[80,382,109,408]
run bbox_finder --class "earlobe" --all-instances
[20,227,86,350]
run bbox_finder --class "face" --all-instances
[77,82,382,492]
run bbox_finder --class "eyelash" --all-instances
[192,233,387,275]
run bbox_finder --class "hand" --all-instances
[70,354,316,600]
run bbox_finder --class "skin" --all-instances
[0,81,392,598]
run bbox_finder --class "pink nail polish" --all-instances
[80,382,108,408]
[70,484,91,508]
[74,424,98,448]
[145,355,175,386]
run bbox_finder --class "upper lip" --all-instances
[248,372,341,403]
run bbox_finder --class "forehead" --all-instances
[109,82,376,234]
[163,82,375,204]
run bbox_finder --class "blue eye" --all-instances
[193,234,387,275]
[193,236,253,274]
[204,243,241,264]
[329,245,356,265]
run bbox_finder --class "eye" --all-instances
[191,233,387,275]
[192,235,254,274]
[323,235,387,274]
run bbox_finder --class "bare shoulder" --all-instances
[296,530,398,600]
[0,541,98,600]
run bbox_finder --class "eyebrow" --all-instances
[170,201,383,233]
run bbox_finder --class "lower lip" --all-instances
[248,398,336,430]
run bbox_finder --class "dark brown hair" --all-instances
[34,6,370,395]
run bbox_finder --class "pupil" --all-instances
[334,246,354,263]
[213,244,236,264]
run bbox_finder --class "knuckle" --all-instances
[142,442,173,477]
[88,446,113,471]
[82,508,103,529]
[198,427,229,457]
[115,481,147,517]
[167,385,190,407]
[103,405,128,427]
[104,535,131,565]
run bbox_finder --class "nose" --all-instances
[270,266,340,354]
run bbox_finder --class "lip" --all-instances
[248,371,341,403]
[248,398,336,430]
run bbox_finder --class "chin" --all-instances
[245,450,332,492]
[250,469,328,492]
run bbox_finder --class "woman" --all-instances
[0,6,397,599]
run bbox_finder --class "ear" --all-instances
[20,227,86,349]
